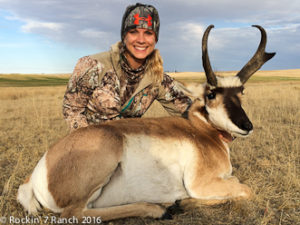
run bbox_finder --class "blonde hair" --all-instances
[146,49,164,84]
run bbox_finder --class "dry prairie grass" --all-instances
[0,78,299,225]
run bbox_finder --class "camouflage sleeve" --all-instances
[63,56,102,132]
[157,74,192,117]
[87,71,121,120]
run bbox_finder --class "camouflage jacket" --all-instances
[63,42,192,132]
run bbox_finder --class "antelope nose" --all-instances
[242,121,253,131]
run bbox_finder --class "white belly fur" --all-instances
[93,135,195,208]
[31,153,62,213]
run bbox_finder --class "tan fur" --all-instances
[60,201,166,222]
[40,100,249,220]
[207,93,224,109]
[46,126,124,208]
[19,90,252,222]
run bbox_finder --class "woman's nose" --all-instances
[136,33,145,43]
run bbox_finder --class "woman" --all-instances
[63,3,192,132]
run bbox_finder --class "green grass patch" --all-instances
[0,74,70,87]
[0,73,299,87]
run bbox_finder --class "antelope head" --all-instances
[200,25,275,140]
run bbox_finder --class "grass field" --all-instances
[0,74,70,87]
[1,69,300,87]
[0,70,299,225]
[168,69,300,83]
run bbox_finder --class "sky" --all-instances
[0,0,299,74]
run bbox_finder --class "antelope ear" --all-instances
[236,25,276,84]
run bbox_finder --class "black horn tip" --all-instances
[206,25,215,33]
[203,25,215,46]
[252,25,266,34]
[265,52,276,61]
[252,24,263,29]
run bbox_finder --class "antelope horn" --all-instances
[202,25,218,86]
[236,25,276,83]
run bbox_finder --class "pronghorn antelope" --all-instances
[17,25,275,221]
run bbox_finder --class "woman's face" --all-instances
[124,28,156,68]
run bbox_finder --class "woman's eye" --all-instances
[129,30,137,34]
[207,92,216,100]
[145,31,154,35]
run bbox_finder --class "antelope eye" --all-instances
[207,92,216,100]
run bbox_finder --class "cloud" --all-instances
[21,20,63,33]
[178,23,204,43]
[79,29,108,39]
[0,0,299,72]
[78,28,116,48]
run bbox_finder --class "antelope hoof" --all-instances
[161,200,184,220]
[161,211,173,220]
